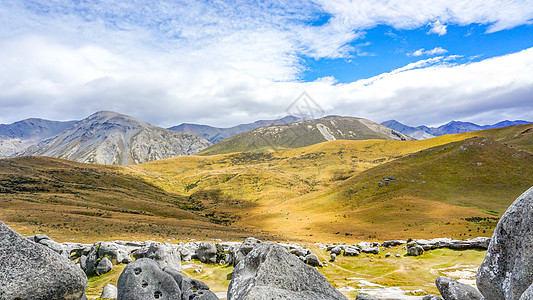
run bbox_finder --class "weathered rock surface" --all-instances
[227,242,347,300]
[0,221,87,300]
[100,283,118,299]
[96,257,113,275]
[132,241,181,271]
[196,242,217,264]
[477,186,533,300]
[117,258,181,300]
[436,276,482,300]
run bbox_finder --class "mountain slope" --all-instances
[20,111,212,165]
[244,136,533,241]
[381,120,435,140]
[0,118,77,158]
[199,115,413,155]
[169,115,300,143]
[0,156,253,241]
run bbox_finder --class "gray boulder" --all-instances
[228,242,348,300]
[0,221,87,300]
[356,294,377,300]
[423,295,444,300]
[163,267,217,300]
[95,257,113,275]
[382,240,406,247]
[344,246,360,256]
[84,244,100,276]
[228,238,263,267]
[435,276,482,300]
[98,242,132,265]
[290,247,310,257]
[331,246,343,255]
[477,186,533,300]
[117,258,181,300]
[357,242,380,254]
[133,242,181,271]
[100,283,118,299]
[330,253,337,262]
[27,234,66,256]
[407,245,424,256]
[239,237,262,255]
[196,242,217,264]
[304,253,323,267]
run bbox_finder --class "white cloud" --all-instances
[428,20,448,35]
[0,1,532,127]
[409,47,448,56]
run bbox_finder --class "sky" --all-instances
[0,0,532,128]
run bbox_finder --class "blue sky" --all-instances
[0,0,532,127]
[303,23,533,83]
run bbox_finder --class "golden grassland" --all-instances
[0,123,531,244]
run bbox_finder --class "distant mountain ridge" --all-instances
[169,115,300,143]
[382,120,531,139]
[199,115,413,155]
[0,118,77,158]
[19,111,212,165]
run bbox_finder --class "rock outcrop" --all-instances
[0,221,87,300]
[477,186,533,299]
[227,242,347,300]
[435,276,482,300]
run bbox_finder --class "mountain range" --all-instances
[382,119,532,140]
[0,118,77,158]
[198,115,413,155]
[1,111,530,165]
[169,115,300,143]
[20,111,212,165]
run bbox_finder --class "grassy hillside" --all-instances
[1,123,531,243]
[243,137,533,241]
[0,156,258,242]
[198,115,412,155]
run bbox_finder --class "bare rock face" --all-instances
[477,186,533,300]
[435,276,482,300]
[0,221,87,300]
[227,242,347,300]
[21,111,212,165]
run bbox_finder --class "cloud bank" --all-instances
[0,1,532,127]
